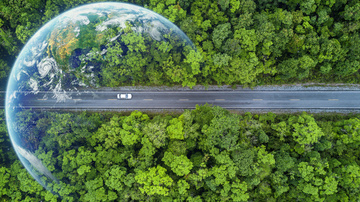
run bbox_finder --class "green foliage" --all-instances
[1,0,44,44]
[278,55,317,80]
[212,23,232,49]
[104,165,127,192]
[0,110,10,165]
[135,165,173,196]
[177,179,190,196]
[148,0,186,23]
[289,112,325,147]
[0,60,9,82]
[1,0,360,87]
[1,0,360,199]
[83,177,109,202]
[199,106,240,152]
[167,118,184,140]
[0,167,10,198]
[143,119,168,148]
[162,151,193,176]
[2,106,360,200]
[231,179,249,201]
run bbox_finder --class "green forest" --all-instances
[1,0,360,201]
[1,105,360,201]
[0,0,360,88]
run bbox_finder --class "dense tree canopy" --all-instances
[1,0,360,200]
[1,106,360,201]
[1,0,360,89]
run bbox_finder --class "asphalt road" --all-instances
[3,90,360,110]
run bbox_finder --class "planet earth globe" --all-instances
[5,2,196,195]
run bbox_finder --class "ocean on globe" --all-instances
[5,2,196,195]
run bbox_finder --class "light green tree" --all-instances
[231,179,249,202]
[289,112,324,148]
[135,165,173,196]
[167,118,184,140]
[162,151,193,176]
[104,165,127,192]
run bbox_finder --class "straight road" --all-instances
[3,90,360,110]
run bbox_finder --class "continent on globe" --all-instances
[5,2,198,196]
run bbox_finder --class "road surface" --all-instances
[2,90,360,110]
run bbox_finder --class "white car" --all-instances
[117,93,132,99]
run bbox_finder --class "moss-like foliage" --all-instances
[1,106,360,201]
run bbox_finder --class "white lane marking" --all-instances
[253,99,263,101]
[328,99,339,101]
[144,99,153,101]
[37,99,47,100]
[73,99,82,101]
[290,99,300,101]
[215,99,225,101]
[107,99,117,100]
[179,99,189,101]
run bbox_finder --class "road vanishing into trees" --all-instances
[1,90,360,110]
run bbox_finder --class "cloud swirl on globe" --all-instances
[5,2,196,194]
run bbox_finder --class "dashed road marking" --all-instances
[179,99,189,101]
[107,99,117,100]
[215,99,225,101]
[290,99,300,101]
[253,99,263,101]
[73,99,82,101]
[328,99,339,101]
[144,99,153,101]
[37,99,47,100]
